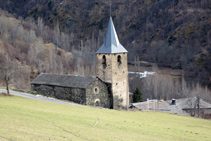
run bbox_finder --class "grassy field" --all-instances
[0,96,211,141]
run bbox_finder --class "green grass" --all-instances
[0,96,211,141]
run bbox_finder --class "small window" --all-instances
[117,55,122,65]
[95,88,98,92]
[102,55,107,68]
[93,87,99,94]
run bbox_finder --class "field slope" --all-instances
[0,96,211,141]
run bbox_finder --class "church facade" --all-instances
[31,17,129,110]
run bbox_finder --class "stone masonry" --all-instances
[97,53,129,109]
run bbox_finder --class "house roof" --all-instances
[96,17,128,54]
[31,73,97,89]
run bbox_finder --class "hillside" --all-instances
[0,0,210,88]
[0,13,74,90]
[0,95,211,140]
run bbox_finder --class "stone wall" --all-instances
[111,53,129,109]
[97,53,129,110]
[97,54,113,83]
[54,87,86,104]
[32,84,86,104]
[32,84,54,97]
[85,79,110,108]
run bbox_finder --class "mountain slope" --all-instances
[1,0,210,88]
[0,13,74,90]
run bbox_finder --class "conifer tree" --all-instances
[133,87,143,102]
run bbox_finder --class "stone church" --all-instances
[31,17,129,110]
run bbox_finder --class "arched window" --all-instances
[102,55,107,68]
[117,55,122,65]
[95,99,100,107]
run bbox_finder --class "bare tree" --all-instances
[0,54,17,95]
[37,17,44,36]
[53,20,60,49]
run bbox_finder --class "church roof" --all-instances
[96,17,128,54]
[31,73,97,89]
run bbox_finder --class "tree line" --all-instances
[0,12,95,91]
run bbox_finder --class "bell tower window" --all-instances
[117,55,122,65]
[102,55,107,68]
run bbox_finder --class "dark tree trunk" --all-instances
[6,81,10,95]
[5,76,10,95]
[197,96,200,117]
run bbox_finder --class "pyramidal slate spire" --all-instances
[96,17,128,54]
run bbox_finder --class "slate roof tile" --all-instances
[31,73,96,88]
[96,17,128,54]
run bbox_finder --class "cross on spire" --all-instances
[110,3,111,17]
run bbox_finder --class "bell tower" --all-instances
[96,17,129,110]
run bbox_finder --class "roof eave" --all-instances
[31,82,88,89]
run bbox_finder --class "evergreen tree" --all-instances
[133,87,143,102]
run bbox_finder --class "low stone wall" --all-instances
[54,86,85,104]
[32,84,86,104]
[32,84,54,97]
